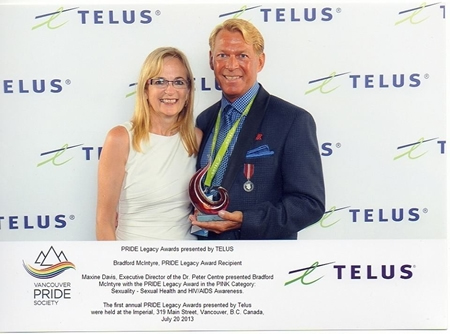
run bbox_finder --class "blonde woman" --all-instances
[96,47,201,240]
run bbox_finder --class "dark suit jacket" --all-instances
[196,85,325,240]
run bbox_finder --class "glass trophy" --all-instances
[189,163,229,237]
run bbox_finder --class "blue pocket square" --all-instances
[246,145,274,158]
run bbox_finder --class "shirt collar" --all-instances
[221,82,260,114]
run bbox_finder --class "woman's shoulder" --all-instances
[194,127,203,148]
[109,125,129,138]
[104,124,130,150]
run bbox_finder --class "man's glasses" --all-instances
[148,78,190,89]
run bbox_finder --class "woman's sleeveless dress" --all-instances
[115,122,196,240]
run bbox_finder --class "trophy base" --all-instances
[190,214,224,237]
[197,214,224,222]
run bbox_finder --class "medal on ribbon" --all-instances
[243,163,254,192]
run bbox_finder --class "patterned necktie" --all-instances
[212,105,238,187]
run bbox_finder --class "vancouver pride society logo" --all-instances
[23,246,75,279]
[22,246,75,306]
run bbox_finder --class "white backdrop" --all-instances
[0,1,448,333]
[0,1,446,242]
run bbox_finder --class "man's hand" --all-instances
[190,210,243,234]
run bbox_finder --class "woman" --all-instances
[96,47,201,240]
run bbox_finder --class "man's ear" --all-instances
[258,52,266,72]
[209,51,214,70]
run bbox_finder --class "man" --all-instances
[190,18,325,240]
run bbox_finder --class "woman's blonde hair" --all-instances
[131,47,197,156]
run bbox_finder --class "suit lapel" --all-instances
[221,86,271,190]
